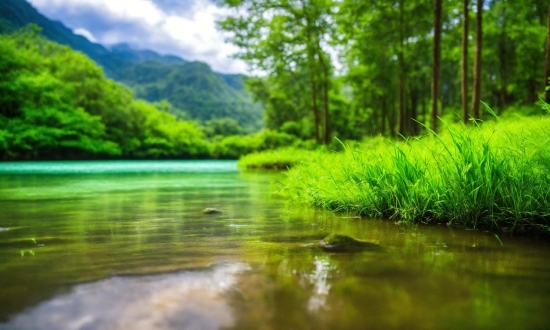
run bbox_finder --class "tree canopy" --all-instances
[0,26,208,160]
[218,0,549,140]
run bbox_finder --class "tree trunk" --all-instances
[462,0,469,123]
[309,73,320,143]
[389,101,397,137]
[471,0,483,119]
[422,95,427,130]
[398,0,406,137]
[318,51,330,145]
[305,17,320,143]
[431,0,442,131]
[381,98,386,136]
[499,4,508,107]
[500,43,508,107]
[410,86,418,135]
[544,4,550,102]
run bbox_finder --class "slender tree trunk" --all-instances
[431,0,442,131]
[318,51,330,145]
[389,102,397,137]
[471,0,483,119]
[422,95,427,130]
[410,86,418,135]
[499,4,508,107]
[500,43,508,107]
[398,0,406,136]
[544,4,550,102]
[305,21,320,143]
[381,98,387,136]
[309,75,320,143]
[462,0,469,123]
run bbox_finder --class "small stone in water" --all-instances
[203,208,222,214]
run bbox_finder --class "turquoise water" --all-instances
[0,161,549,329]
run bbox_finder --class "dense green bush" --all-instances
[210,129,299,159]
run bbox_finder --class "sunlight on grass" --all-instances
[276,106,550,234]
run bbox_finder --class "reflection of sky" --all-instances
[306,256,334,312]
[0,262,248,330]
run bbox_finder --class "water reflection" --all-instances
[0,161,549,329]
[0,262,248,330]
[305,256,334,312]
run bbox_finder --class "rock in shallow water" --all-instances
[203,208,222,214]
[319,234,384,252]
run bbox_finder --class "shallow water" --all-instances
[0,160,549,329]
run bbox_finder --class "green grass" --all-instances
[281,107,550,235]
[238,147,318,170]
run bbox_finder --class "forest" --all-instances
[218,0,549,143]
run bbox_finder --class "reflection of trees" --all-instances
[231,225,550,329]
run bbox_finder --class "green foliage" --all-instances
[0,27,207,159]
[218,0,336,143]
[203,118,243,138]
[238,147,317,170]
[210,130,299,159]
[283,105,550,235]
[219,0,548,140]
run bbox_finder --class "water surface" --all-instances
[0,161,549,329]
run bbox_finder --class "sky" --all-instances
[27,0,248,74]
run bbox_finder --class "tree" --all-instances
[462,0,469,122]
[471,0,483,119]
[398,0,406,136]
[217,0,334,144]
[431,0,443,131]
[544,4,550,102]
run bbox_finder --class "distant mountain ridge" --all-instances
[109,43,187,65]
[0,0,126,77]
[0,0,263,130]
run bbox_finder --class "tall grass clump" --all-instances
[283,105,550,234]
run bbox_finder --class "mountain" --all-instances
[0,0,127,77]
[119,60,262,128]
[109,43,186,65]
[0,0,263,131]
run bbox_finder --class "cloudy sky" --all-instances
[27,0,247,74]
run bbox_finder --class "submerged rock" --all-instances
[260,234,328,243]
[203,208,222,214]
[319,234,384,252]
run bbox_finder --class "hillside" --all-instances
[109,43,186,65]
[0,0,127,77]
[118,60,262,128]
[0,30,209,159]
[0,0,263,131]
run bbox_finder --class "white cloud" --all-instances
[27,0,249,74]
[73,28,97,42]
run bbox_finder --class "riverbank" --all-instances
[242,110,550,236]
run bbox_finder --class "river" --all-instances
[0,160,549,329]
